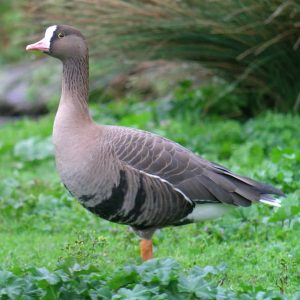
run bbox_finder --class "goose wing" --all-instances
[107,126,283,208]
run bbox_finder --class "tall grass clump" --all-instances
[24,0,300,114]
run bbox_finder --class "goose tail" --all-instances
[259,194,282,207]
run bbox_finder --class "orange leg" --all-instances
[140,239,153,261]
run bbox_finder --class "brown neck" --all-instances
[60,55,91,121]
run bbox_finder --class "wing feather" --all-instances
[107,126,283,207]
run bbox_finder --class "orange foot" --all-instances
[140,239,153,261]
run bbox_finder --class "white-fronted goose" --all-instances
[26,25,283,261]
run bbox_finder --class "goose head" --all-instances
[26,25,88,60]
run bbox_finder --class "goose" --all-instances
[26,25,284,261]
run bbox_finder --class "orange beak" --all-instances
[26,38,49,52]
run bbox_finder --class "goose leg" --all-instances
[140,239,153,261]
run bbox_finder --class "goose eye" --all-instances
[57,32,65,39]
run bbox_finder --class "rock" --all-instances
[0,59,61,116]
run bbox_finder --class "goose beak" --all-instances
[26,38,49,52]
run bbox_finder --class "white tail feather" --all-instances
[260,196,281,207]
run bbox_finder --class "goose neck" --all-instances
[61,56,90,116]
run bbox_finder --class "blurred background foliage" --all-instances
[1,0,300,117]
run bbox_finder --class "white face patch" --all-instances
[44,25,57,48]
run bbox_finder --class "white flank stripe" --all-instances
[139,170,193,204]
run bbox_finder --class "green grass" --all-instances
[1,99,300,298]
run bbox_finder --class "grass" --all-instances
[1,94,300,298]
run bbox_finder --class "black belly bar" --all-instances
[81,170,147,226]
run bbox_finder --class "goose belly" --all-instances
[63,167,193,229]
[57,153,122,212]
